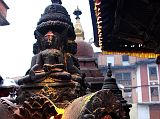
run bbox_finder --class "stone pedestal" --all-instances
[16,78,77,108]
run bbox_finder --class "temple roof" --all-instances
[89,0,160,58]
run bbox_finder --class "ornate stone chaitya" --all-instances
[14,0,87,108]
[17,2,80,85]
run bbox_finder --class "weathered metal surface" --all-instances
[62,90,128,119]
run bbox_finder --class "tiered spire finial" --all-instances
[51,0,62,4]
[73,6,82,19]
[107,63,112,77]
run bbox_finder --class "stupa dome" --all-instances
[75,39,94,58]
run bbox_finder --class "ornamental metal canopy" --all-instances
[89,0,160,58]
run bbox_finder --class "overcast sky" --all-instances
[0,0,100,78]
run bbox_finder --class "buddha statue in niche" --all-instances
[17,30,82,85]
[17,30,71,84]
[16,0,85,94]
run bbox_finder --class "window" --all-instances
[149,66,158,81]
[150,87,159,101]
[123,73,131,80]
[115,72,131,80]
[115,73,122,80]
[115,72,131,86]
[122,55,129,65]
[122,55,129,61]
[107,56,114,66]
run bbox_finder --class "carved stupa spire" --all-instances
[107,63,112,77]
[73,6,82,19]
[35,0,76,39]
[73,6,84,40]
[102,63,119,90]
[51,0,62,4]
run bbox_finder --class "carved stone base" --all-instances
[16,79,77,108]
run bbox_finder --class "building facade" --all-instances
[97,53,160,119]
[135,60,160,119]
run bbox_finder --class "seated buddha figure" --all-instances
[30,42,40,68]
[65,40,82,81]
[65,40,90,96]
[17,31,72,85]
